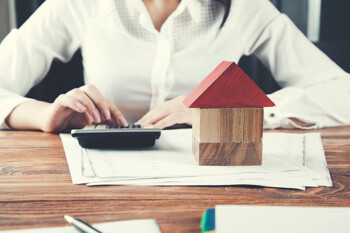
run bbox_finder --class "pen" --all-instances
[64,215,103,233]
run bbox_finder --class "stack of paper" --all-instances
[60,129,332,190]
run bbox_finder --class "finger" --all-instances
[79,85,112,121]
[137,105,171,125]
[104,117,116,126]
[109,103,128,126]
[54,94,94,123]
[136,108,158,125]
[80,85,128,126]
[67,88,101,123]
[66,111,93,128]
[83,112,94,125]
[137,96,187,125]
[54,94,86,113]
[154,112,191,129]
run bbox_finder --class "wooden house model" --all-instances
[183,61,275,166]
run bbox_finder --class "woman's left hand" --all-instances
[136,95,192,129]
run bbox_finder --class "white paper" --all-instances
[60,129,332,189]
[304,133,332,186]
[1,219,161,233]
[216,205,350,233]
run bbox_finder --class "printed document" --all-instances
[60,129,332,189]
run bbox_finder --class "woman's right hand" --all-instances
[41,84,128,132]
[6,84,128,133]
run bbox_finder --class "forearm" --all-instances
[264,77,350,129]
[242,11,350,129]
[5,100,50,131]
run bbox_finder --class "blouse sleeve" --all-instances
[235,0,350,129]
[0,0,92,129]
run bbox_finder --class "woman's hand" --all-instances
[136,95,192,129]
[41,84,128,132]
[6,84,128,133]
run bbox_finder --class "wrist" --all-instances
[6,100,51,131]
[38,103,56,132]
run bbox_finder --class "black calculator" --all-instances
[71,124,161,148]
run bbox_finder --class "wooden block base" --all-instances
[192,136,262,166]
[192,108,263,143]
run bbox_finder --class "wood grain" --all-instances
[243,108,263,142]
[1,127,350,232]
[219,108,243,142]
[192,108,200,140]
[193,136,262,166]
[198,108,221,143]
[193,108,262,143]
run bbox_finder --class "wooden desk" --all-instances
[1,127,350,232]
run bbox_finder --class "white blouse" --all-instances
[0,0,349,129]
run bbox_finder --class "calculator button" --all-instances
[95,125,107,130]
[83,125,95,130]
[108,125,120,129]
[143,124,154,128]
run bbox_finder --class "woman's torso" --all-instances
[81,0,244,122]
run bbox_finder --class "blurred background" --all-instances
[0,0,349,102]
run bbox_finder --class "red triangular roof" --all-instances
[183,61,275,108]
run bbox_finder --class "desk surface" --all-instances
[1,127,350,232]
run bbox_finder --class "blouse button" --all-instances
[270,113,275,118]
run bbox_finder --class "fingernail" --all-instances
[120,118,128,127]
[92,110,101,123]
[75,103,86,112]
[103,109,111,120]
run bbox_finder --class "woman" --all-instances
[0,0,349,132]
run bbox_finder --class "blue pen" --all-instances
[64,215,103,233]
